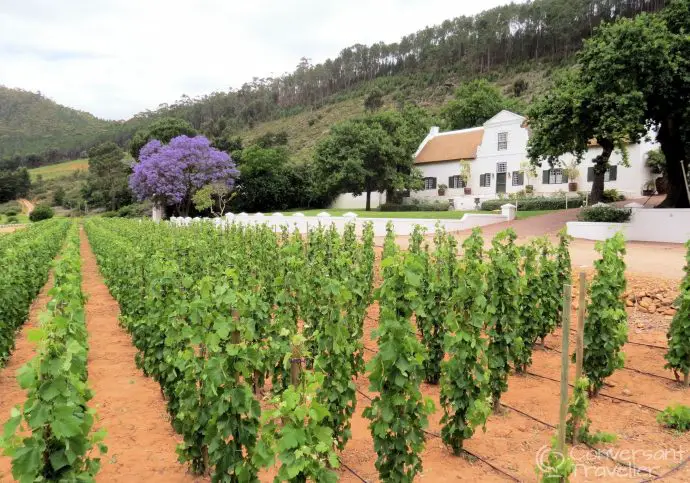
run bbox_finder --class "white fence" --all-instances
[169,205,516,237]
[567,204,690,243]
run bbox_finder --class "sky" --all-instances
[0,0,515,121]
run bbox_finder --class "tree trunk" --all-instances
[365,190,371,211]
[657,122,690,208]
[589,141,613,204]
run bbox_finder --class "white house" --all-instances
[411,110,657,209]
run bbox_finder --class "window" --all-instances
[448,175,465,189]
[512,171,524,186]
[542,169,568,185]
[587,166,618,182]
[496,161,508,173]
[423,177,437,190]
[479,173,491,187]
[497,132,508,150]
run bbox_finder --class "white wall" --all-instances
[170,209,514,237]
[472,110,530,197]
[537,142,655,198]
[329,192,386,210]
[567,206,690,243]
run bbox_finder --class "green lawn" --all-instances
[29,159,89,180]
[286,209,550,220]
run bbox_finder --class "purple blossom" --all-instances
[129,135,239,209]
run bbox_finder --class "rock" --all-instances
[636,291,647,299]
[664,308,677,316]
[648,304,657,313]
[640,297,653,307]
[622,388,632,396]
[626,299,634,307]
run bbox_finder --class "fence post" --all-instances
[558,284,572,455]
[572,272,586,444]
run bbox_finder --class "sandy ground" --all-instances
[79,230,203,483]
[338,279,690,482]
[0,274,53,481]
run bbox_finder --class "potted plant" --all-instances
[565,162,580,192]
[459,161,472,194]
[642,180,656,196]
[438,184,448,196]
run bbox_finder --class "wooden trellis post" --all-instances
[558,284,572,455]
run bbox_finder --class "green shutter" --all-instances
[609,165,618,181]
[432,178,437,189]
[587,167,594,182]
[543,170,550,184]
[448,176,453,188]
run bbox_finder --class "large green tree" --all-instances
[128,117,197,159]
[527,69,647,203]
[314,109,426,210]
[441,80,521,130]
[570,2,690,207]
[84,142,132,211]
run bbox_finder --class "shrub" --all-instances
[665,241,690,384]
[578,205,631,223]
[4,209,18,217]
[6,215,19,224]
[657,404,690,432]
[380,201,450,212]
[29,205,54,222]
[602,188,625,202]
[480,196,584,211]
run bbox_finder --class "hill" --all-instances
[6,0,666,168]
[0,86,113,160]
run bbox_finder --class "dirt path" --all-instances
[17,199,34,215]
[0,274,54,481]
[79,230,201,483]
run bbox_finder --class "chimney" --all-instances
[430,126,440,136]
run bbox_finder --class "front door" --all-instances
[496,172,507,194]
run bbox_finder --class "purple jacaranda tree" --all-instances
[129,135,239,216]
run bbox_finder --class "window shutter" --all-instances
[587,167,594,182]
[519,172,524,186]
[448,176,453,189]
[563,171,569,183]
[609,165,618,181]
[432,178,437,189]
[542,170,550,184]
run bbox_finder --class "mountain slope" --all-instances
[0,86,113,159]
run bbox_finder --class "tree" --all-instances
[129,135,238,216]
[527,69,647,203]
[129,117,197,159]
[85,142,132,211]
[52,186,66,207]
[314,110,425,210]
[231,145,311,212]
[441,80,519,130]
[571,4,690,207]
[364,87,385,112]
[191,183,234,216]
[0,168,30,203]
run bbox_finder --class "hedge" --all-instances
[380,202,450,212]
[480,196,585,212]
[578,205,632,223]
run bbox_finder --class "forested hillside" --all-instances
[2,0,667,166]
[0,86,113,160]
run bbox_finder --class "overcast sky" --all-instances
[1,0,514,120]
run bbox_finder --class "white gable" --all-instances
[483,110,526,127]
